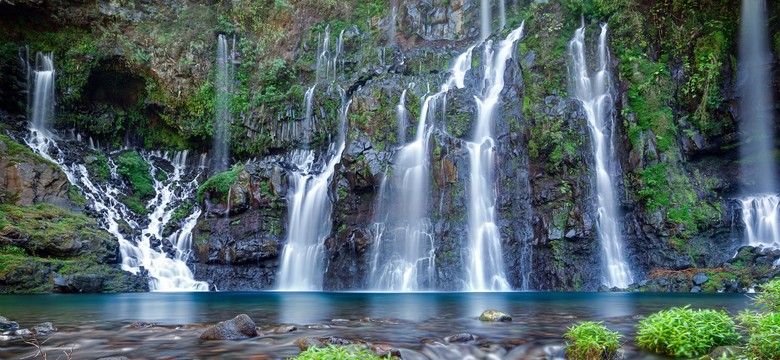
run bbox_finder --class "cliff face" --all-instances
[1,0,779,292]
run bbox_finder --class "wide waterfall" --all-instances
[464,24,524,291]
[213,34,234,173]
[277,90,351,291]
[568,24,633,288]
[23,52,207,291]
[738,0,779,251]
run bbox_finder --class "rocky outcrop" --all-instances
[200,314,258,340]
[0,135,70,207]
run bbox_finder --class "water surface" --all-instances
[0,292,752,359]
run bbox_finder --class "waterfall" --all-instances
[464,24,524,291]
[21,51,207,290]
[568,24,633,288]
[26,52,56,158]
[480,0,492,40]
[397,89,408,144]
[498,0,506,32]
[213,34,234,173]
[739,0,779,252]
[277,89,351,291]
[369,46,476,291]
[369,95,436,291]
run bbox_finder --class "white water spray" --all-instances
[568,24,633,288]
[213,34,234,172]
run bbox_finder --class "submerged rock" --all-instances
[479,309,512,322]
[31,322,57,335]
[199,314,257,340]
[0,316,19,332]
[295,336,325,351]
[446,333,476,343]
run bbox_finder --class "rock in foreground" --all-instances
[199,314,257,340]
[479,309,512,322]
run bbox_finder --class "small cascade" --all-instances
[742,195,780,248]
[213,34,234,172]
[26,52,56,157]
[369,46,476,291]
[277,89,351,291]
[738,0,779,251]
[568,24,633,288]
[300,26,345,144]
[464,24,524,291]
[396,89,408,144]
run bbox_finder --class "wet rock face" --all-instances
[400,0,479,42]
[0,136,70,207]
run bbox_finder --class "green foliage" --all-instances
[685,28,727,135]
[0,245,27,256]
[292,345,389,360]
[115,152,155,199]
[0,134,58,169]
[120,196,149,215]
[738,279,780,359]
[86,152,111,182]
[636,306,740,357]
[197,164,245,202]
[564,321,623,360]
[170,203,195,223]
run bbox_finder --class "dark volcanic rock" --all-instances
[199,314,258,340]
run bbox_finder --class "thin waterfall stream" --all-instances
[568,24,633,288]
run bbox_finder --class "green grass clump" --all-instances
[564,321,623,360]
[115,151,155,199]
[636,306,739,357]
[0,245,27,256]
[197,164,245,202]
[86,152,111,182]
[120,196,149,215]
[292,345,389,360]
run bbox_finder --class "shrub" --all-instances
[292,345,389,360]
[197,164,245,202]
[636,306,740,357]
[115,152,155,199]
[564,321,623,360]
[738,278,780,359]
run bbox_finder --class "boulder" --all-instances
[31,322,57,335]
[295,336,325,351]
[0,316,19,332]
[479,309,512,322]
[199,314,257,340]
[693,273,709,285]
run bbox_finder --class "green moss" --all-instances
[0,134,59,169]
[115,151,155,199]
[120,196,149,215]
[86,152,111,182]
[197,165,245,202]
[170,203,195,223]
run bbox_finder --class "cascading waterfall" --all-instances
[277,89,351,291]
[397,89,408,144]
[464,25,524,291]
[738,0,779,253]
[212,34,235,172]
[568,24,633,288]
[480,0,507,40]
[22,51,207,291]
[369,47,476,291]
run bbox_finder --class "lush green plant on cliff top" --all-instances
[115,151,155,199]
[197,164,245,202]
[636,306,739,357]
[292,345,390,360]
[564,321,623,360]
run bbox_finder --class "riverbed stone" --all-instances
[0,316,19,332]
[446,333,476,343]
[31,322,57,335]
[479,309,512,322]
[199,314,257,340]
[295,336,325,351]
[693,273,709,285]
